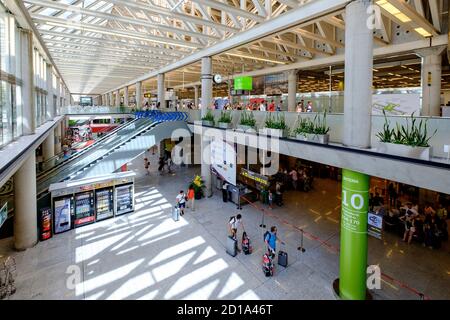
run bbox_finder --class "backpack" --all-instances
[229,216,236,226]
[264,231,272,243]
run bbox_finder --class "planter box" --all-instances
[217,122,232,129]
[237,124,254,132]
[295,133,329,144]
[202,120,214,126]
[259,128,288,138]
[377,142,431,161]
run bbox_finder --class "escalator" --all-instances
[37,111,189,196]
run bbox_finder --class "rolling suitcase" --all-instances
[172,206,180,222]
[226,236,237,257]
[278,250,288,268]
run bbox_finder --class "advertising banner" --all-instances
[368,211,383,240]
[339,169,370,300]
[372,93,421,116]
[234,76,253,91]
[211,140,237,186]
[54,197,72,234]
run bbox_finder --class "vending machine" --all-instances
[95,187,114,221]
[53,195,74,234]
[115,183,134,216]
[74,191,95,227]
[40,207,52,241]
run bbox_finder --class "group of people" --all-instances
[399,202,448,248]
[275,167,313,193]
[175,188,196,216]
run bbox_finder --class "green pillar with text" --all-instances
[339,169,370,300]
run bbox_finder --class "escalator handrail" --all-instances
[37,117,139,180]
[37,118,166,194]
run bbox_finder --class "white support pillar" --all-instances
[343,0,373,149]
[136,81,142,109]
[417,46,445,116]
[157,73,165,108]
[42,129,55,162]
[21,29,35,135]
[194,85,199,108]
[201,56,213,197]
[46,63,55,120]
[287,70,298,112]
[201,57,213,116]
[14,154,38,250]
[124,86,129,107]
[55,122,62,155]
[56,77,61,112]
[115,89,120,107]
[109,92,113,107]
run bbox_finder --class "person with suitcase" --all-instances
[228,214,245,253]
[264,226,285,260]
[242,232,252,255]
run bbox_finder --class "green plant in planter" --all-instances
[218,110,232,123]
[239,111,256,127]
[265,113,287,130]
[376,111,437,147]
[201,110,215,124]
[293,111,329,136]
[312,111,330,135]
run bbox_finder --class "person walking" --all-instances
[264,226,285,258]
[144,157,150,175]
[176,190,187,216]
[268,190,274,210]
[228,214,245,252]
[222,181,229,202]
[187,186,195,211]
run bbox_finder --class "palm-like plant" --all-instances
[218,110,232,123]
[265,113,287,130]
[201,110,215,124]
[377,111,437,147]
[239,111,256,127]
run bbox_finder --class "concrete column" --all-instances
[201,57,213,197]
[343,0,373,149]
[42,129,55,161]
[124,86,129,107]
[115,90,120,107]
[417,46,445,116]
[46,63,55,120]
[201,57,213,117]
[194,85,199,108]
[20,29,35,135]
[14,154,38,250]
[55,122,62,155]
[56,77,61,113]
[109,92,113,107]
[337,0,373,301]
[136,81,142,109]
[157,73,165,108]
[287,70,298,112]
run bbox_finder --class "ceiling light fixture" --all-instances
[376,0,411,22]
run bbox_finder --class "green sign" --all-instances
[234,76,253,91]
[339,169,370,300]
[0,203,7,229]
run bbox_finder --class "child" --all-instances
[144,157,150,175]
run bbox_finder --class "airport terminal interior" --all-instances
[0,0,449,300]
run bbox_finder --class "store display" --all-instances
[95,188,114,221]
[40,207,52,241]
[74,191,95,227]
[115,184,134,216]
[54,196,73,234]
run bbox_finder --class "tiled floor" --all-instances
[0,153,449,300]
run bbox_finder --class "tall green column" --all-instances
[339,169,370,300]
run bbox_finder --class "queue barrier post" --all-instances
[297,229,306,253]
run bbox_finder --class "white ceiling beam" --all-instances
[189,0,265,22]
[108,0,351,92]
[31,14,202,49]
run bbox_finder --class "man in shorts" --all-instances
[176,190,186,216]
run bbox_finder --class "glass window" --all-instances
[1,81,12,146]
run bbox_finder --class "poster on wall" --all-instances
[368,211,383,240]
[264,73,288,96]
[211,140,236,185]
[372,93,420,116]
